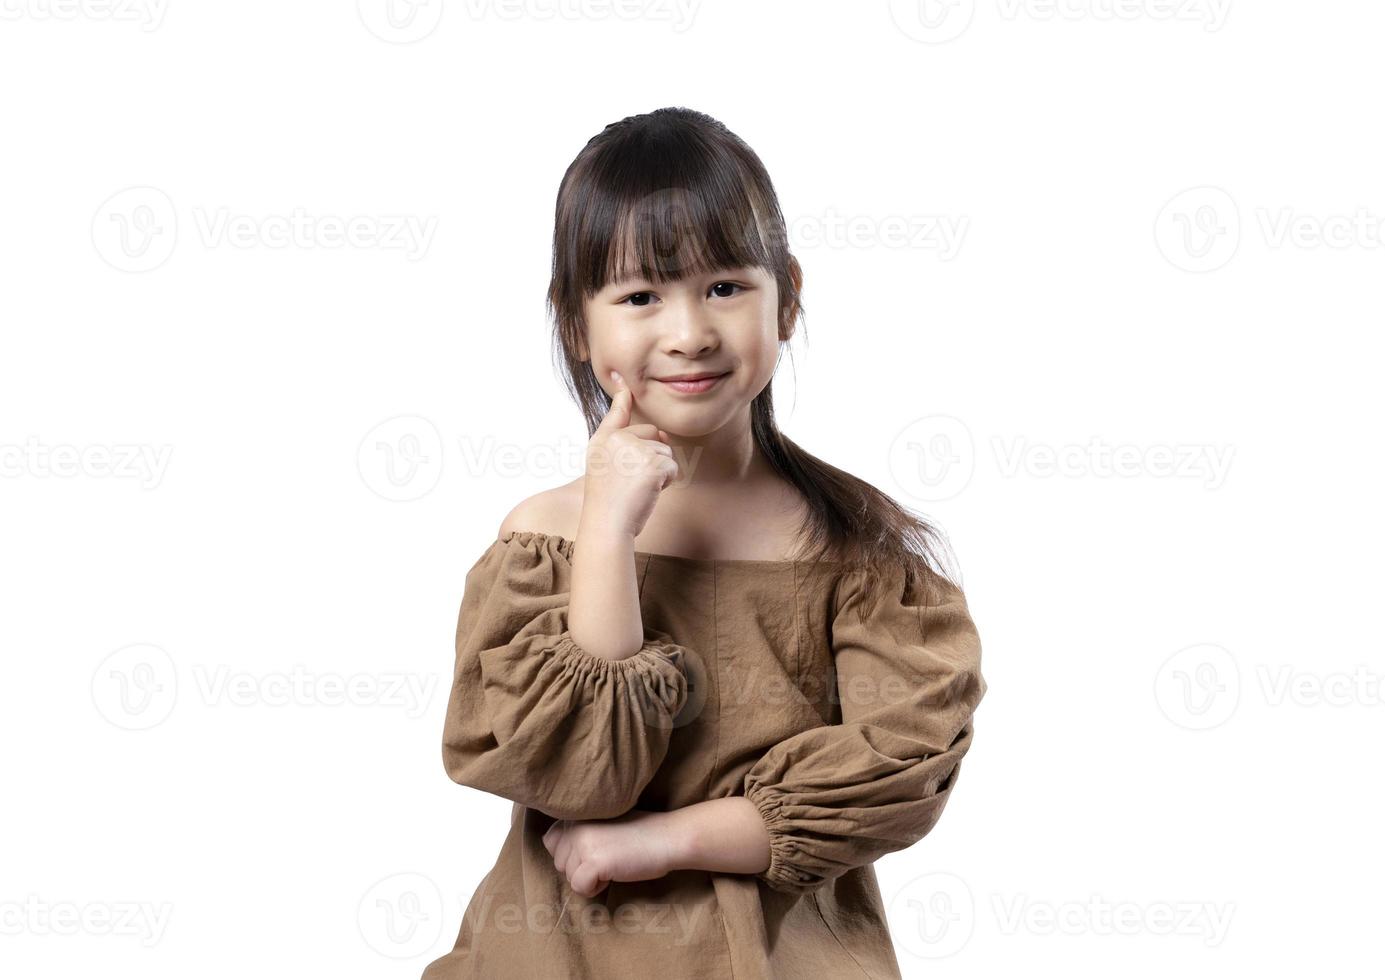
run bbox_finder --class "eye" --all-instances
[617,282,745,307]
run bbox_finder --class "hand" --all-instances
[541,808,680,898]
[581,370,679,541]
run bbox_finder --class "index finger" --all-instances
[595,370,633,433]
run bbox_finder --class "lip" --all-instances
[654,371,730,394]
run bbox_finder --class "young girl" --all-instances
[421,107,987,980]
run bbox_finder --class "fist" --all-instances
[582,370,680,540]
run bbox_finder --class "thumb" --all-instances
[596,369,633,432]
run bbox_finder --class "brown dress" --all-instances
[421,529,987,979]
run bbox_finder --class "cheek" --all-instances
[583,316,630,364]
[589,333,654,388]
[737,320,782,376]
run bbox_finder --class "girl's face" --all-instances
[580,264,786,437]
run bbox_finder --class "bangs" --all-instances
[572,146,784,296]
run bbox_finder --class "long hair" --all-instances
[546,106,959,614]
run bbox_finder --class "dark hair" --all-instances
[546,106,958,614]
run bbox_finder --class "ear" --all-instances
[779,254,804,342]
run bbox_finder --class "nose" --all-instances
[661,297,719,358]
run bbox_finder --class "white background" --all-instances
[2,1,1380,977]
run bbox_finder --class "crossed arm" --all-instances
[541,797,770,898]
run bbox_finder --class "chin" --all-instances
[649,409,740,439]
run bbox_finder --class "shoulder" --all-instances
[466,482,580,581]
[832,558,964,623]
[496,479,583,542]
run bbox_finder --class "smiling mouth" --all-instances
[654,371,730,394]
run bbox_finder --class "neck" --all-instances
[651,412,769,488]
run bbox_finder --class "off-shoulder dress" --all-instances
[420,529,987,980]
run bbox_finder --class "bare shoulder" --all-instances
[496,478,583,542]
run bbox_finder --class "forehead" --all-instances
[602,201,772,290]
[606,261,766,288]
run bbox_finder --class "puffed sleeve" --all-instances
[440,530,691,821]
[742,561,987,895]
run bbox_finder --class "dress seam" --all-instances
[810,890,873,979]
[636,552,651,597]
[706,562,721,804]
[710,562,734,978]
[715,905,738,980]
[791,562,802,691]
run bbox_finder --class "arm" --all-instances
[541,797,772,899]
[439,522,691,821]
[568,516,645,662]
[641,569,987,888]
[500,495,647,662]
[737,564,987,895]
[547,566,985,892]
[659,797,773,877]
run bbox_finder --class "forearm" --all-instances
[661,797,772,877]
[567,518,645,661]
